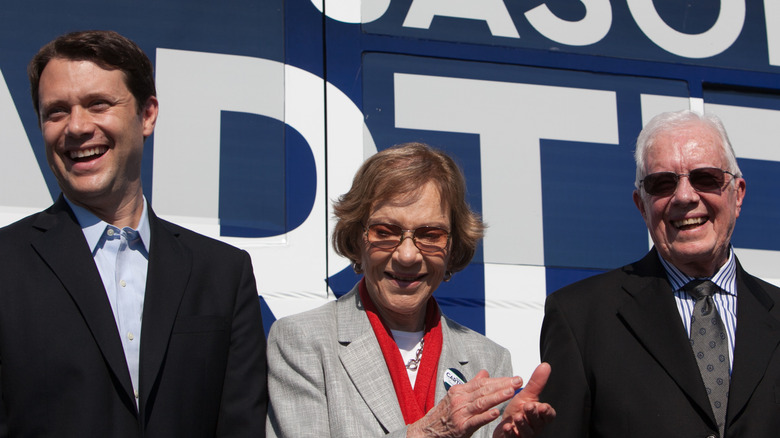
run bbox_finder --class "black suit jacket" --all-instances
[0,196,267,437]
[539,249,780,438]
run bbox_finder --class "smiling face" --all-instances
[359,181,451,331]
[633,121,746,277]
[38,58,158,226]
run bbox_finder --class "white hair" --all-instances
[634,109,742,188]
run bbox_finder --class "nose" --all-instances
[394,231,421,265]
[671,174,700,203]
[65,106,94,137]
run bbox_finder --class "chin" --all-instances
[668,244,720,264]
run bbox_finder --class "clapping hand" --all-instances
[493,363,556,438]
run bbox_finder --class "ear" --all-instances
[733,177,746,217]
[633,189,647,220]
[141,96,159,137]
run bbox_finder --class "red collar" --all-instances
[359,279,443,424]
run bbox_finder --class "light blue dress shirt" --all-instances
[66,198,150,402]
[659,247,738,372]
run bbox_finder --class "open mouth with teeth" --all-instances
[672,216,708,230]
[387,272,426,283]
[69,146,108,163]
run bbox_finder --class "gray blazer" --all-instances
[266,284,512,437]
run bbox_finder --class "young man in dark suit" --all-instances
[0,30,267,437]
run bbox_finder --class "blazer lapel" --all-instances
[435,317,470,402]
[138,211,192,408]
[30,197,136,404]
[616,252,714,422]
[726,264,780,424]
[337,287,406,433]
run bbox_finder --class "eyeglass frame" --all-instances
[362,223,451,254]
[638,167,737,197]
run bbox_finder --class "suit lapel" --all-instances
[616,252,714,422]
[727,265,780,423]
[337,287,406,433]
[30,197,136,403]
[138,211,192,408]
[435,317,469,402]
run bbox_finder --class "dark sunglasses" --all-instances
[364,223,450,253]
[640,167,735,197]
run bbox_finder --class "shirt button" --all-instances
[120,280,127,288]
[107,229,115,236]
[134,389,139,399]
[128,332,135,341]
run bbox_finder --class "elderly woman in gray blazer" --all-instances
[266,142,555,438]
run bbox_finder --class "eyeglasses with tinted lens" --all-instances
[364,223,450,253]
[640,167,735,197]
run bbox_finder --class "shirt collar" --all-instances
[64,196,151,253]
[658,246,738,296]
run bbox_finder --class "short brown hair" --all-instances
[332,142,485,273]
[28,30,156,121]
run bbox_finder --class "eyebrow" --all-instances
[367,219,451,230]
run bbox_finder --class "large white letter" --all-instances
[394,73,618,266]
[627,0,745,58]
[525,0,612,46]
[154,49,374,316]
[154,50,284,220]
[403,0,520,38]
[154,49,314,304]
[766,0,780,66]
[0,69,52,225]
[311,0,392,24]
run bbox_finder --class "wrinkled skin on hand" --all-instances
[406,369,523,438]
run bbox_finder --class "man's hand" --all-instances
[493,363,556,438]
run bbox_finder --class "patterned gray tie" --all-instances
[686,279,729,437]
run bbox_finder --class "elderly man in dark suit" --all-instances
[0,30,267,437]
[539,109,780,438]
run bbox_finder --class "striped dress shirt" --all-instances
[659,248,738,372]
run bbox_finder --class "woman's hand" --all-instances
[406,369,524,438]
[492,363,556,438]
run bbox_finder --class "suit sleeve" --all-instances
[215,251,267,437]
[537,292,591,438]
[0,361,6,438]
[265,315,332,437]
